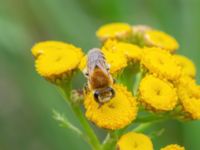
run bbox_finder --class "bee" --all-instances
[84,48,115,107]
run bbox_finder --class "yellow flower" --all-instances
[160,144,185,150]
[31,41,81,58]
[78,55,87,71]
[96,23,132,42]
[141,47,181,80]
[177,76,200,119]
[102,39,142,62]
[173,54,196,78]
[35,46,84,83]
[144,30,179,52]
[84,84,137,130]
[117,132,153,150]
[139,75,178,111]
[79,49,127,74]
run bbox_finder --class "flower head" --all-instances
[177,76,200,119]
[117,132,153,150]
[174,54,196,78]
[102,39,142,62]
[84,84,137,130]
[35,45,84,83]
[160,144,185,150]
[31,41,81,58]
[139,75,178,111]
[145,30,179,52]
[141,47,181,80]
[96,23,132,42]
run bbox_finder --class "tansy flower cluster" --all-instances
[31,22,198,150]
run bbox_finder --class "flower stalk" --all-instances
[59,81,101,150]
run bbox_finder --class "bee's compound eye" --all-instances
[94,90,100,103]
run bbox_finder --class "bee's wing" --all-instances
[95,59,109,75]
[87,48,109,75]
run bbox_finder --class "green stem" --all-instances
[133,115,169,133]
[133,70,143,96]
[53,110,84,139]
[133,122,155,132]
[135,115,165,123]
[59,82,101,150]
[102,131,118,150]
[70,103,101,150]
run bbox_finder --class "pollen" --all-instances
[141,47,181,80]
[35,46,83,83]
[31,41,82,58]
[96,23,132,42]
[139,75,178,111]
[117,132,153,150]
[173,54,196,78]
[145,30,179,52]
[84,84,137,130]
[177,76,200,119]
[160,144,185,150]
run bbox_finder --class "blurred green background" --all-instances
[0,0,200,150]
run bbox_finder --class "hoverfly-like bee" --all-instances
[84,48,115,107]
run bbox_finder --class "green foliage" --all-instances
[0,0,200,150]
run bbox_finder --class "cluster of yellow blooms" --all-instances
[31,22,199,150]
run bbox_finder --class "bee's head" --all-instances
[93,87,115,104]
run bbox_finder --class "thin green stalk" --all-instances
[53,110,84,139]
[133,70,143,96]
[135,115,165,123]
[133,116,168,133]
[70,103,101,150]
[59,81,101,150]
[102,131,118,150]
[133,122,154,132]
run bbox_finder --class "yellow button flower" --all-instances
[177,76,200,119]
[139,75,178,111]
[35,46,84,83]
[141,47,181,80]
[31,41,81,58]
[96,23,132,42]
[173,54,196,78]
[102,39,142,62]
[160,144,185,150]
[84,84,137,130]
[145,30,179,52]
[117,132,153,150]
[78,55,87,71]
[79,49,127,75]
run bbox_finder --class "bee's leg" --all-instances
[71,89,84,103]
[106,64,111,71]
[83,83,89,95]
[83,68,89,78]
[113,78,116,84]
[98,102,103,109]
